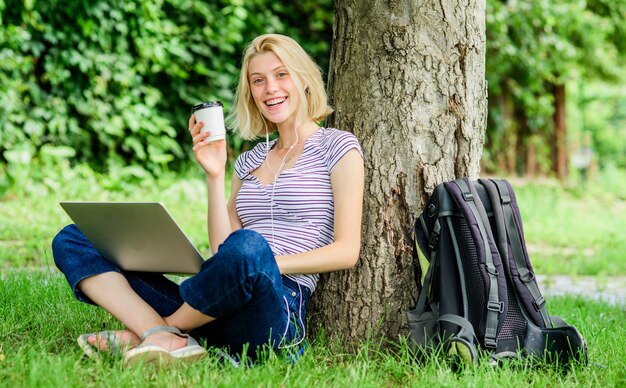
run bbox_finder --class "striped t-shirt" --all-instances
[233,127,363,292]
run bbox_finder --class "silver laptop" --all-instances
[59,202,205,274]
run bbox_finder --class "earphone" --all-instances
[262,119,306,349]
[264,121,299,253]
[279,282,306,349]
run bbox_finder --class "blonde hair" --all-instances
[229,34,333,140]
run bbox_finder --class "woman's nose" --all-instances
[265,78,279,93]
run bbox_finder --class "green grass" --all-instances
[1,162,624,276]
[0,269,624,387]
[1,163,625,385]
[511,168,626,276]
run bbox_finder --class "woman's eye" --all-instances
[252,78,264,84]
[277,72,288,78]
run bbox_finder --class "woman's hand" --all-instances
[188,114,227,179]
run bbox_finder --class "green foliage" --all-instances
[0,0,333,175]
[485,0,626,173]
[568,81,626,169]
[3,0,622,179]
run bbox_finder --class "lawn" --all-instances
[0,269,624,386]
[510,167,626,276]
[1,163,625,386]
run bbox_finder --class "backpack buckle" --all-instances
[428,231,439,250]
[533,296,546,310]
[519,271,535,283]
[462,191,474,202]
[487,301,504,313]
[484,337,497,349]
[428,221,441,249]
[486,265,499,276]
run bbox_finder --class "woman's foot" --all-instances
[140,330,188,352]
[77,329,141,360]
[87,330,141,351]
[123,326,207,367]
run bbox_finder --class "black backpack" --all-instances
[407,177,587,366]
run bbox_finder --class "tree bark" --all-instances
[526,135,537,177]
[502,85,517,174]
[310,0,487,343]
[553,83,567,181]
[514,108,529,176]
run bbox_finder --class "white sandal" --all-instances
[123,325,207,367]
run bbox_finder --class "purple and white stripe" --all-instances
[234,127,363,292]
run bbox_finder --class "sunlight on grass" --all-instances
[0,270,623,386]
[512,171,626,276]
[1,163,625,385]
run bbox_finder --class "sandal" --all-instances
[123,325,207,367]
[77,330,135,360]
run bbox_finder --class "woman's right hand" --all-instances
[188,114,227,179]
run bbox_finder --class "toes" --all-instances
[98,338,109,350]
[87,334,97,346]
[86,334,106,350]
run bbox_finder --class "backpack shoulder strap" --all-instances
[485,179,552,327]
[412,220,439,315]
[413,183,458,313]
[452,178,502,349]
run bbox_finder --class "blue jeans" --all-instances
[52,224,310,359]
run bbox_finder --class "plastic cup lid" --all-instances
[192,101,223,112]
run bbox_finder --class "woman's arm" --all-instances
[189,114,242,252]
[206,173,243,254]
[275,148,364,274]
[224,175,243,238]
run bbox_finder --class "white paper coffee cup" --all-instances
[192,101,226,142]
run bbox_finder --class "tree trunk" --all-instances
[502,85,517,174]
[514,108,529,176]
[526,135,537,177]
[310,0,487,343]
[553,84,567,181]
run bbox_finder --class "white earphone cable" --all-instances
[279,281,306,349]
[263,122,305,348]
[266,125,299,252]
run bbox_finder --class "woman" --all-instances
[52,34,364,366]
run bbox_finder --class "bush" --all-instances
[0,0,333,175]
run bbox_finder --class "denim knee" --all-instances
[195,229,275,276]
[51,224,70,254]
[52,224,121,303]
[216,229,275,269]
[180,228,280,317]
[52,224,79,270]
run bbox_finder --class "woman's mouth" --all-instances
[265,97,287,108]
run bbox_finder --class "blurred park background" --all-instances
[1,1,625,277]
[2,0,625,178]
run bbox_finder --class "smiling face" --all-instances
[232,34,333,141]
[248,52,301,129]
